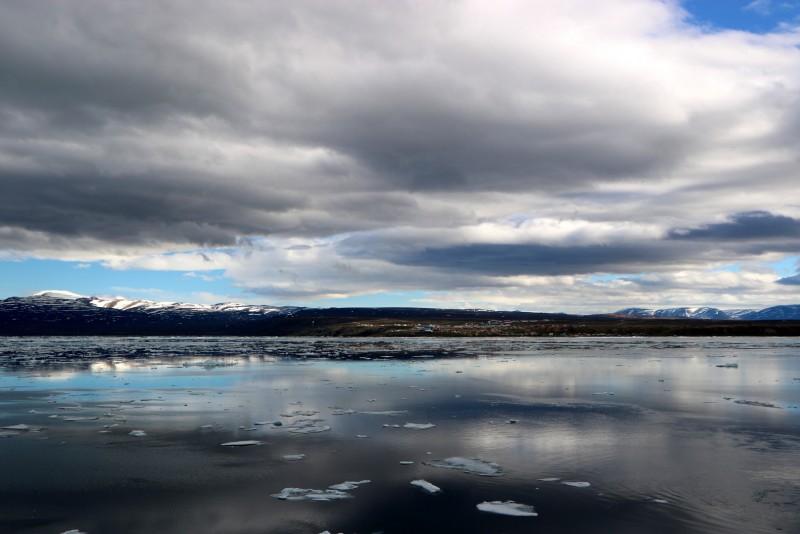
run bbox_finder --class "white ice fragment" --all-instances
[221,440,263,447]
[652,498,669,504]
[329,480,370,491]
[271,488,352,501]
[128,430,146,437]
[2,424,30,431]
[403,423,435,430]
[281,410,319,417]
[200,424,214,429]
[331,409,355,415]
[358,410,407,416]
[423,457,505,477]
[477,500,538,517]
[538,477,560,482]
[355,434,369,438]
[0,431,20,438]
[399,461,414,465]
[288,425,331,434]
[562,481,590,488]
[283,454,305,461]
[410,479,441,494]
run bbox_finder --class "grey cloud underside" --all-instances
[670,211,800,240]
[777,274,800,285]
[0,1,704,251]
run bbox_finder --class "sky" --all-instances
[2,0,800,314]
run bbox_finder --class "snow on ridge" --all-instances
[31,290,87,300]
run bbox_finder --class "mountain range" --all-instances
[1,290,800,336]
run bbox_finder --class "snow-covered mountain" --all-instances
[30,290,286,315]
[613,305,800,320]
[0,290,298,335]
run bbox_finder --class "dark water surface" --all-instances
[0,337,798,533]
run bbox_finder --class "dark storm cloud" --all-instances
[0,0,706,253]
[669,211,800,240]
[776,274,800,285]
[359,242,685,277]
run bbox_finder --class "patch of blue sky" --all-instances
[0,259,235,300]
[683,0,800,34]
[586,274,635,283]
[763,256,800,276]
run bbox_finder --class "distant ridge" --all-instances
[614,305,800,321]
[1,290,800,336]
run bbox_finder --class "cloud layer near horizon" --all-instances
[2,0,800,312]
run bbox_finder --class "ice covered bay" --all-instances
[0,336,798,533]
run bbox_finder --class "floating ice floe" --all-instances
[355,434,369,438]
[538,477,560,482]
[221,440,264,447]
[281,410,319,417]
[329,480,370,491]
[358,410,407,416]
[592,392,614,396]
[423,457,505,477]
[288,425,331,434]
[652,498,669,504]
[716,363,739,368]
[0,431,20,438]
[399,461,414,465]
[477,500,538,517]
[562,481,590,488]
[128,430,147,437]
[403,423,435,430]
[734,400,778,408]
[331,408,355,415]
[2,424,30,431]
[283,454,305,461]
[410,479,441,494]
[271,488,351,501]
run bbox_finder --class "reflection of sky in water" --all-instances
[0,337,798,533]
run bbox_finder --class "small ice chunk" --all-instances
[283,454,305,461]
[281,410,319,417]
[329,480,370,490]
[200,424,214,429]
[358,410,407,416]
[411,479,441,494]
[399,461,414,465]
[288,425,331,434]
[2,424,30,431]
[0,431,20,438]
[355,434,369,438]
[477,500,538,517]
[221,440,263,447]
[403,423,435,430]
[128,430,147,437]
[271,488,352,501]
[652,498,669,504]
[562,481,590,488]
[538,477,560,482]
[331,409,355,415]
[423,457,505,477]
[592,392,614,396]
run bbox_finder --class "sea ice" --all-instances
[283,454,305,461]
[281,410,319,417]
[2,424,30,431]
[562,481,590,488]
[329,480,370,490]
[271,488,352,501]
[399,461,414,465]
[288,425,331,434]
[423,457,505,477]
[220,440,264,446]
[128,430,146,437]
[403,423,435,430]
[476,500,538,517]
[410,479,442,494]
[358,410,407,416]
[734,399,778,408]
[538,477,560,482]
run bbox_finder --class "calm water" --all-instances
[0,337,798,534]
